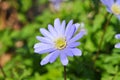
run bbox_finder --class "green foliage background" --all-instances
[0,0,120,80]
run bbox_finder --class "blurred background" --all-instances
[0,0,120,80]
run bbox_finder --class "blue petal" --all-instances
[34,43,55,54]
[48,24,58,37]
[54,18,61,34]
[109,0,114,6]
[115,34,120,39]
[65,24,76,41]
[115,43,120,48]
[69,29,86,43]
[101,0,114,7]
[67,42,80,48]
[49,50,60,63]
[71,48,82,56]
[65,20,73,35]
[101,0,107,5]
[107,0,115,12]
[60,48,74,57]
[116,0,120,4]
[64,48,74,57]
[40,53,53,65]
[36,36,53,44]
[75,23,80,32]
[60,20,66,35]
[60,52,68,65]
[40,28,54,40]
[101,0,114,13]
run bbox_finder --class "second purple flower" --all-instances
[101,0,120,19]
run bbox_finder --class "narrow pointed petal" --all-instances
[60,20,66,35]
[69,30,86,43]
[36,36,53,44]
[71,48,82,56]
[48,24,58,37]
[100,0,114,13]
[34,43,55,54]
[101,0,114,7]
[115,43,120,48]
[40,28,54,40]
[65,25,76,41]
[67,42,80,48]
[40,53,53,65]
[54,18,61,34]
[65,20,73,35]
[49,50,60,63]
[60,53,68,65]
[66,52,73,57]
[64,48,74,57]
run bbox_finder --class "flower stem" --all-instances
[95,14,113,60]
[0,65,6,78]
[64,66,66,80]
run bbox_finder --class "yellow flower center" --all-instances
[111,4,120,15]
[54,37,67,50]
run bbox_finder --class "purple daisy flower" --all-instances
[115,34,120,48]
[101,0,120,19]
[34,18,86,66]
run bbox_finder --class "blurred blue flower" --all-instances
[49,0,63,10]
[115,34,120,48]
[34,18,86,66]
[101,0,120,19]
